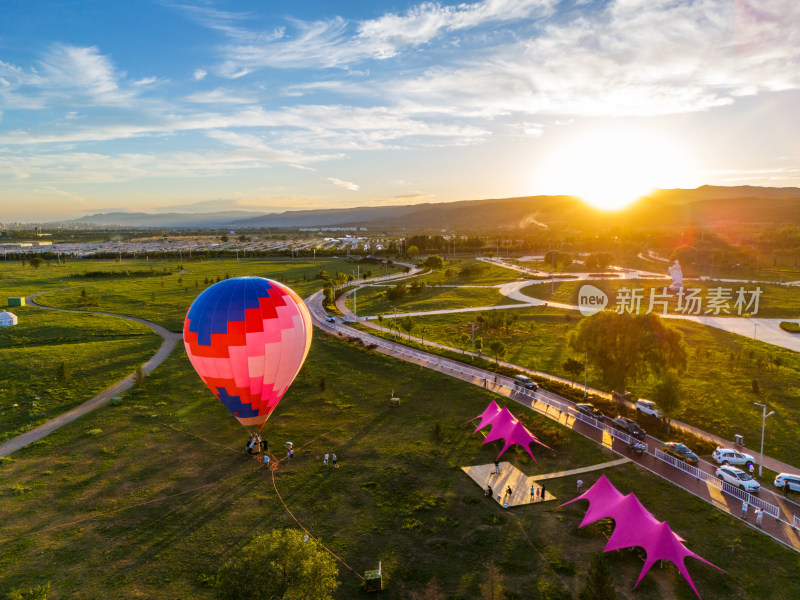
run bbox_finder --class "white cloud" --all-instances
[184,87,258,104]
[210,0,554,73]
[193,69,208,81]
[327,177,360,191]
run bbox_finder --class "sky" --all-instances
[1,0,799,221]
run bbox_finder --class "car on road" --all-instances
[514,375,538,390]
[575,403,604,421]
[635,399,662,418]
[712,447,755,467]
[774,473,800,492]
[661,442,699,465]
[716,466,760,493]
[612,416,646,440]
[325,314,336,323]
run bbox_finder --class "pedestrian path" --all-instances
[0,293,182,458]
[527,457,631,481]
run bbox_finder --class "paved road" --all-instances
[0,294,182,458]
[315,291,800,553]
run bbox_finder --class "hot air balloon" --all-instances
[183,277,312,429]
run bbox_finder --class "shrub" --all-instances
[779,321,800,334]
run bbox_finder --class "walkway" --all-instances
[0,294,182,458]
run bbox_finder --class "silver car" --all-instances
[712,447,755,467]
[716,466,760,493]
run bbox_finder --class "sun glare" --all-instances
[537,130,694,211]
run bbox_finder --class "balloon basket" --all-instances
[389,397,400,408]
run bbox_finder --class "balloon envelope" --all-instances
[183,277,312,428]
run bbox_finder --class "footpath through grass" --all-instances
[1,331,799,599]
[0,305,161,442]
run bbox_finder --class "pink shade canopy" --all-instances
[559,475,723,599]
[470,400,550,461]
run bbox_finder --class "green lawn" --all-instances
[28,258,396,332]
[0,306,161,442]
[521,279,800,318]
[1,331,798,599]
[413,259,525,286]
[349,283,523,317]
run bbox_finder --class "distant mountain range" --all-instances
[62,186,800,231]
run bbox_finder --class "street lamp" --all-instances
[753,402,775,477]
[392,306,397,339]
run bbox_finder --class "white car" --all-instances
[774,473,800,492]
[712,448,755,467]
[716,466,760,493]
[635,399,662,418]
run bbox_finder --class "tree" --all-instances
[407,245,419,259]
[422,255,444,270]
[220,234,229,242]
[5,583,51,600]
[563,357,584,381]
[479,562,505,600]
[400,316,415,339]
[570,312,687,392]
[653,371,682,434]
[56,362,69,383]
[578,553,617,600]
[488,340,506,366]
[217,529,338,600]
[29,256,43,269]
[133,365,145,388]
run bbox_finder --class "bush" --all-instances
[779,321,800,334]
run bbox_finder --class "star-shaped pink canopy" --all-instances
[559,474,724,599]
[470,400,550,461]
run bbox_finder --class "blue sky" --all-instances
[1,0,799,220]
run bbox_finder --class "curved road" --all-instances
[0,294,182,458]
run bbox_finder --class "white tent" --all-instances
[0,311,18,326]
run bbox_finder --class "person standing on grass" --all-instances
[324,452,329,466]
[247,434,255,455]
[332,453,338,468]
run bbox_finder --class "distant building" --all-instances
[0,311,18,326]
[8,297,25,307]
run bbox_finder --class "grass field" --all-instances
[2,331,799,599]
[0,306,161,442]
[521,279,800,318]
[25,258,398,332]
[347,283,523,317]
[358,305,800,467]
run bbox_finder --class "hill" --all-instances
[62,186,800,230]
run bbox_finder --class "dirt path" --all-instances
[0,294,182,458]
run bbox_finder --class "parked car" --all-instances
[716,466,760,493]
[575,403,604,421]
[635,399,662,418]
[712,447,755,467]
[627,440,647,456]
[661,442,699,465]
[325,314,336,323]
[514,375,538,390]
[774,473,800,492]
[612,416,646,440]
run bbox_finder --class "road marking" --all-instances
[705,482,730,513]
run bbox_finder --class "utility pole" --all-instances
[754,402,775,477]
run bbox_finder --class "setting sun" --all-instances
[537,129,695,211]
